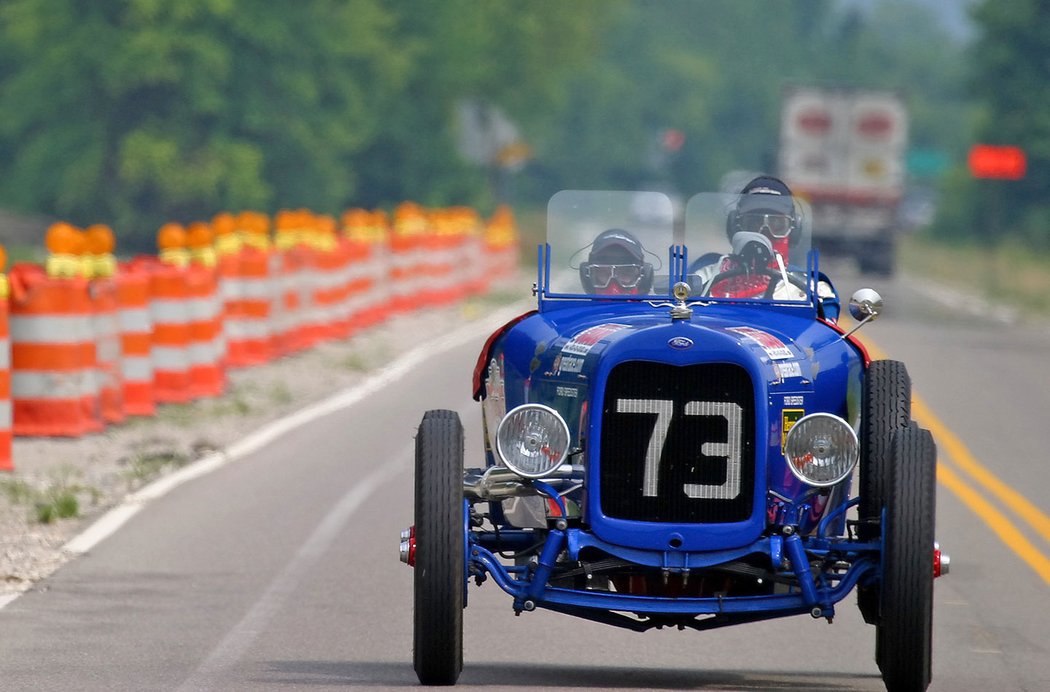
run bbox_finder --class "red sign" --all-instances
[968,144,1027,180]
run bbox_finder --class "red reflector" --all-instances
[857,112,894,138]
[798,109,831,135]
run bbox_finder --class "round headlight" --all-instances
[495,404,570,479]
[783,413,859,487]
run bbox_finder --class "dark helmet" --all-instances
[726,175,801,248]
[579,228,654,294]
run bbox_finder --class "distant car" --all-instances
[401,190,948,690]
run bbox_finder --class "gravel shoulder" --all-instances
[0,281,527,597]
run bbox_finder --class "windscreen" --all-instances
[542,189,816,305]
[683,192,814,303]
[545,190,675,298]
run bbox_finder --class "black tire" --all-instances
[876,423,936,692]
[413,410,465,686]
[859,361,911,537]
[858,360,911,624]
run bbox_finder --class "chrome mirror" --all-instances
[848,288,883,323]
[842,288,884,339]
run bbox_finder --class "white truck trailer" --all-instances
[778,85,908,276]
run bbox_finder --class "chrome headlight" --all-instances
[495,404,570,479]
[783,413,859,487]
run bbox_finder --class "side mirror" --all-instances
[848,288,883,323]
[841,288,884,339]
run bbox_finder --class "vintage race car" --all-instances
[401,190,948,690]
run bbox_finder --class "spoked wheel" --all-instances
[857,360,912,624]
[876,423,936,692]
[413,409,465,686]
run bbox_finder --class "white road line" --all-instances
[176,445,411,691]
[0,300,532,612]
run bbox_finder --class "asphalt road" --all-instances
[0,267,1048,691]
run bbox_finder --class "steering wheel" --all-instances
[704,266,809,299]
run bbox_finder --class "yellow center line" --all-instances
[936,464,1050,585]
[856,334,1050,585]
[912,396,1050,546]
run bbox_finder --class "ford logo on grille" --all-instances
[667,336,694,350]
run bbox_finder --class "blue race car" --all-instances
[401,190,948,691]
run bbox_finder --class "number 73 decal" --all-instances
[616,399,743,500]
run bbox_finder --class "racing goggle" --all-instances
[585,263,644,289]
[739,212,793,238]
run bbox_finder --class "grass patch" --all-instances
[35,490,79,524]
[268,382,293,405]
[339,351,372,372]
[121,449,191,488]
[902,235,1050,316]
[5,467,103,524]
[0,477,36,504]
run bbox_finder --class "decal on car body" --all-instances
[726,326,793,360]
[562,323,629,356]
[773,361,803,380]
[782,408,805,450]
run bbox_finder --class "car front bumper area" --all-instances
[468,526,881,632]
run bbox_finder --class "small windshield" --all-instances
[683,192,812,302]
[542,190,816,305]
[546,190,675,297]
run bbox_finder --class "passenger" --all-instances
[578,228,654,296]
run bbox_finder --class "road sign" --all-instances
[968,144,1026,180]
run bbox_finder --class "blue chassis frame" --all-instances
[464,496,883,632]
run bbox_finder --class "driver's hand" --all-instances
[770,280,806,300]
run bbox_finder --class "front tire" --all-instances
[858,360,912,623]
[876,423,936,692]
[413,410,465,686]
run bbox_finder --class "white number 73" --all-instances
[615,399,742,500]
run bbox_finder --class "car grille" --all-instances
[599,362,755,523]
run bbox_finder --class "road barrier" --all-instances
[116,263,155,416]
[0,275,10,471]
[0,203,520,470]
[8,264,102,436]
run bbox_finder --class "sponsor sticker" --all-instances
[556,385,579,398]
[782,408,805,449]
[562,323,629,356]
[783,395,804,406]
[774,361,803,380]
[554,354,585,375]
[726,326,793,360]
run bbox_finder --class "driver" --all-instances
[694,176,840,318]
[695,176,799,298]
[579,228,653,295]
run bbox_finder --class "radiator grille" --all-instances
[599,362,755,523]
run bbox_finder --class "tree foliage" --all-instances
[951,0,1050,247]
[0,0,976,245]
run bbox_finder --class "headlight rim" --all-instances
[783,412,859,487]
[495,403,571,479]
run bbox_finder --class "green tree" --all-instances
[0,0,408,245]
[964,0,1050,246]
